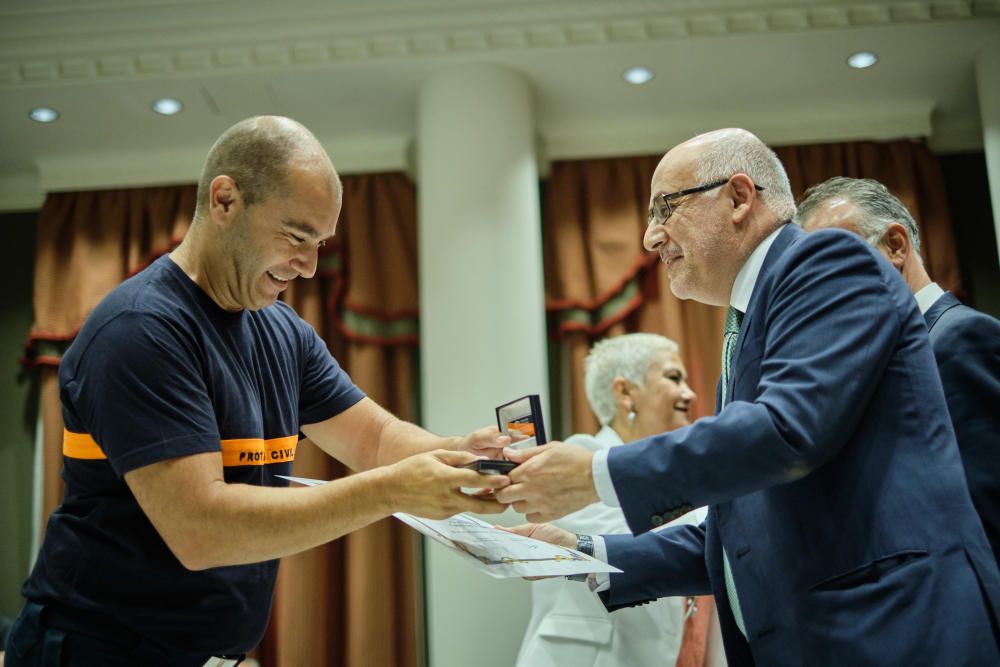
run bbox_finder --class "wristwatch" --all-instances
[566,534,595,582]
[576,533,595,557]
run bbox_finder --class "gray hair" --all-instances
[694,132,796,222]
[797,176,922,256]
[584,333,679,426]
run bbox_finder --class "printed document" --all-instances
[278,475,622,579]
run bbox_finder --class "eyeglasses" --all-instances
[647,178,764,227]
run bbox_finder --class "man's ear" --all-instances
[880,222,911,270]
[209,175,243,225]
[729,173,757,224]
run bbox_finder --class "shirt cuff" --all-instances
[591,535,610,592]
[591,448,621,508]
[567,535,611,590]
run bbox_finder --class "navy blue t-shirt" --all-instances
[23,255,365,656]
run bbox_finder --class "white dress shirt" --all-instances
[586,224,787,592]
[592,224,787,508]
[914,282,945,315]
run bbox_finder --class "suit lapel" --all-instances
[728,224,803,395]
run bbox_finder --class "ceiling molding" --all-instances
[0,102,940,212]
[0,170,43,212]
[0,130,412,212]
[2,1,998,88]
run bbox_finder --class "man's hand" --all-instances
[502,522,576,548]
[500,523,580,580]
[384,450,509,519]
[494,442,599,522]
[459,425,511,460]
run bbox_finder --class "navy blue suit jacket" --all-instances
[925,291,1000,563]
[600,225,1000,666]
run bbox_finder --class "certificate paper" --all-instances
[394,512,622,579]
[277,475,622,579]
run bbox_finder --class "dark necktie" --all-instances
[720,305,747,637]
[720,305,744,407]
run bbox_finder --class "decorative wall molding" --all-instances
[0,129,412,211]
[2,1,998,88]
[0,100,945,212]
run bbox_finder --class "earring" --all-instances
[627,408,637,427]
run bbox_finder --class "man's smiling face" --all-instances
[226,161,340,310]
[643,149,734,305]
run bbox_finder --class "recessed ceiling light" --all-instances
[152,98,183,115]
[623,66,654,85]
[847,51,878,69]
[29,107,59,123]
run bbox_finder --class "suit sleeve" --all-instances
[609,231,902,534]
[935,310,1000,556]
[600,522,712,610]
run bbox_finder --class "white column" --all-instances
[976,37,1000,266]
[417,64,548,667]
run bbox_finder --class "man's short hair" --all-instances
[195,117,300,216]
[584,333,679,426]
[797,176,922,256]
[694,133,796,222]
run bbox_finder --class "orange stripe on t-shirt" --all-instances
[63,430,107,459]
[220,436,299,467]
[63,430,299,467]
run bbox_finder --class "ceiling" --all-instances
[1,0,998,210]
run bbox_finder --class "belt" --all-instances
[36,602,245,667]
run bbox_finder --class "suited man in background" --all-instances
[798,176,1000,562]
[497,128,1000,665]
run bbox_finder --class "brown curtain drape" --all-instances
[544,156,726,436]
[774,140,961,294]
[266,173,421,667]
[28,186,197,526]
[543,138,961,667]
[26,174,422,667]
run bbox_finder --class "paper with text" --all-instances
[277,475,622,579]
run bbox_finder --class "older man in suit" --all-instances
[497,129,1000,665]
[797,176,1000,563]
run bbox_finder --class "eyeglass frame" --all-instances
[647,178,765,227]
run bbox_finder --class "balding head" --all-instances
[643,128,795,306]
[173,116,342,312]
[655,128,795,223]
[194,116,340,219]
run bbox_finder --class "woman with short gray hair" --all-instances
[515,333,706,667]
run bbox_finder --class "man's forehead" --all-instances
[650,153,694,195]
[804,197,860,228]
[279,165,341,237]
[802,197,872,241]
[651,143,697,195]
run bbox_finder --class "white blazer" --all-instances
[515,426,707,667]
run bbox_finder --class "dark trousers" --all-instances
[4,602,243,667]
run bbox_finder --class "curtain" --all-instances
[27,186,197,527]
[543,156,726,437]
[542,138,962,667]
[266,173,422,667]
[25,174,422,667]
[774,140,961,295]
